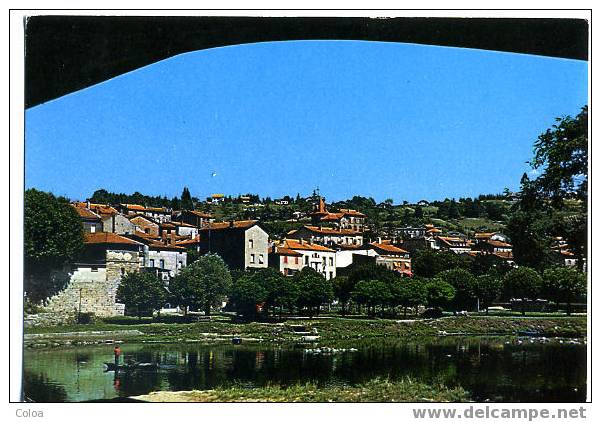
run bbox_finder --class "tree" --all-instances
[509,107,588,270]
[437,269,478,311]
[391,278,427,317]
[230,273,268,319]
[116,271,167,319]
[333,276,354,315]
[249,267,286,316]
[542,267,586,315]
[414,205,424,220]
[475,274,502,313]
[24,189,85,303]
[294,268,334,316]
[531,106,588,204]
[181,187,194,211]
[351,280,392,316]
[425,279,456,311]
[412,249,471,278]
[169,253,232,315]
[503,267,543,315]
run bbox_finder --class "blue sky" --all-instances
[25,40,587,203]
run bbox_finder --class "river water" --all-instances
[22,336,586,402]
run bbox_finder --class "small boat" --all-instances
[103,362,159,372]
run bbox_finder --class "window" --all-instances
[91,266,98,272]
[145,228,150,234]
[90,225,96,233]
[259,254,264,264]
[304,256,309,265]
[329,257,334,266]
[322,257,326,266]
[160,259,165,269]
[178,261,183,268]
[248,239,254,249]
[149,259,155,267]
[295,257,299,265]
[250,254,256,264]
[121,268,126,276]
[284,256,288,264]
[329,272,333,279]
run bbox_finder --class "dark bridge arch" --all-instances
[24,16,588,108]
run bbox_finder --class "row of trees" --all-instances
[116,254,585,320]
[116,254,335,320]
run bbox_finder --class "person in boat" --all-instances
[114,345,121,367]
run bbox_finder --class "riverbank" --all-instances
[132,378,470,402]
[23,315,587,349]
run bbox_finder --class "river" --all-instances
[22,336,586,402]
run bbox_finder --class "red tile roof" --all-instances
[369,242,409,255]
[85,232,141,245]
[122,204,146,211]
[437,237,470,248]
[475,232,496,239]
[187,210,213,218]
[280,239,335,253]
[272,246,303,256]
[72,204,101,220]
[89,203,118,216]
[486,239,512,248]
[339,208,366,217]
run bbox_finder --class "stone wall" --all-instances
[39,249,140,324]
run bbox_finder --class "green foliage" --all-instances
[412,249,472,278]
[425,279,456,310]
[332,276,354,314]
[90,188,175,209]
[475,274,503,311]
[169,253,232,315]
[352,280,392,315]
[503,267,543,300]
[116,271,167,318]
[293,267,334,315]
[531,106,588,204]
[436,269,478,311]
[391,278,427,315]
[230,273,268,318]
[24,189,85,303]
[180,186,194,211]
[542,267,586,314]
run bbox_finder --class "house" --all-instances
[125,233,187,280]
[144,206,172,223]
[435,236,472,254]
[118,204,171,223]
[398,226,427,239]
[268,243,304,277]
[275,198,290,205]
[288,225,363,248]
[367,241,412,276]
[72,204,103,233]
[43,233,144,318]
[128,214,160,237]
[207,194,225,204]
[191,220,269,270]
[309,197,367,232]
[173,209,214,228]
[275,238,337,280]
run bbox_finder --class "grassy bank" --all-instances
[132,377,470,402]
[23,315,587,349]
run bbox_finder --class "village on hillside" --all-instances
[25,189,581,324]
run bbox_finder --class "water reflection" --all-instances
[23,337,586,403]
